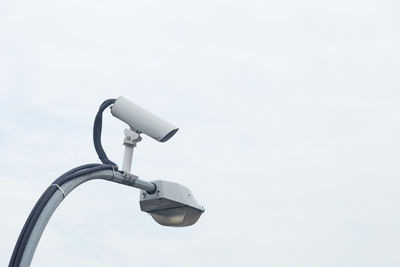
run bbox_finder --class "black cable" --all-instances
[10,98,120,266]
[9,187,49,267]
[9,164,114,267]
[93,99,118,167]
[9,164,101,267]
[10,164,113,267]
[9,165,92,267]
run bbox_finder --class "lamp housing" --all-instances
[140,180,204,227]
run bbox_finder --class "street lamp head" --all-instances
[111,96,179,142]
[140,180,204,227]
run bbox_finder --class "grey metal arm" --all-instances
[20,170,155,267]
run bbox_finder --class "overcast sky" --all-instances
[1,0,400,266]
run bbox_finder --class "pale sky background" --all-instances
[1,0,400,266]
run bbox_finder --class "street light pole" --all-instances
[9,97,204,267]
[19,169,154,266]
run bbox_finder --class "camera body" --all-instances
[111,96,179,142]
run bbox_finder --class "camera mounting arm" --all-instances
[122,128,142,173]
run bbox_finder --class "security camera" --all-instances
[111,96,179,142]
[140,180,205,227]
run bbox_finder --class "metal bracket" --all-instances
[123,129,142,147]
[121,128,142,173]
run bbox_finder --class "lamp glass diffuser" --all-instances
[150,206,203,227]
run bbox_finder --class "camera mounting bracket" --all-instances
[122,128,142,172]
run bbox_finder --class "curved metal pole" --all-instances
[20,170,155,267]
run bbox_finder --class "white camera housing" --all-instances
[111,96,179,142]
[140,180,204,227]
